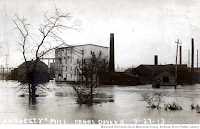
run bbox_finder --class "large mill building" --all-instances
[54,44,109,82]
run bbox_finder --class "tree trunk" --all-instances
[90,64,93,105]
[28,83,31,104]
[31,73,37,105]
[31,83,36,104]
[90,75,93,105]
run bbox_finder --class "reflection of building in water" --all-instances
[55,44,109,82]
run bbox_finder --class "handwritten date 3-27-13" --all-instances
[133,118,165,124]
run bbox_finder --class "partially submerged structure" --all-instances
[54,44,109,82]
[18,60,49,83]
[116,72,140,85]
[131,64,191,85]
[155,71,176,86]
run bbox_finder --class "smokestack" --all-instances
[191,38,194,84]
[180,46,182,65]
[154,55,158,65]
[109,33,115,72]
[188,50,190,67]
[197,49,198,68]
[191,38,194,68]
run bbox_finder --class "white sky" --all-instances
[1,0,200,69]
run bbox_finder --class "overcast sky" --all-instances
[1,0,200,70]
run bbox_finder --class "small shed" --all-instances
[155,71,176,86]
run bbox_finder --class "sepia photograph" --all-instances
[1,0,200,128]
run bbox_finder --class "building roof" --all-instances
[132,64,189,77]
[18,60,47,68]
[75,44,109,48]
[137,64,188,72]
[155,71,175,78]
[56,44,109,50]
[119,72,140,78]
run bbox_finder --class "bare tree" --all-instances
[142,92,167,109]
[71,52,108,105]
[13,7,78,104]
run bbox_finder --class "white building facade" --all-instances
[55,44,109,82]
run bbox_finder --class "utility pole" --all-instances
[191,38,194,85]
[6,55,9,73]
[3,66,4,80]
[81,48,84,85]
[197,49,198,68]
[175,39,182,89]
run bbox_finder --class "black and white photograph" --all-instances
[1,0,200,128]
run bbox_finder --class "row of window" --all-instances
[60,58,72,64]
[62,66,73,71]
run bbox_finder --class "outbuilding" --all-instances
[155,71,176,86]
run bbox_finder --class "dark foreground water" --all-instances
[0,80,200,124]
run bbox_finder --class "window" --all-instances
[67,56,70,63]
[77,59,79,63]
[62,59,66,64]
[66,67,67,71]
[74,68,76,75]
[67,49,71,54]
[99,51,101,55]
[64,74,67,80]
[163,77,169,82]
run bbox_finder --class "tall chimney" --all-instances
[154,55,158,65]
[109,33,115,72]
[188,50,190,67]
[179,45,182,65]
[191,38,194,84]
[197,49,198,68]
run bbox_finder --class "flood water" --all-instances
[0,80,200,124]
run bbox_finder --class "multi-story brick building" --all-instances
[55,44,109,82]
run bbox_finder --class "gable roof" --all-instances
[155,71,175,78]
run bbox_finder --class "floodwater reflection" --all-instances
[0,80,200,124]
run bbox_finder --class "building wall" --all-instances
[116,73,140,85]
[55,44,109,82]
[155,71,176,86]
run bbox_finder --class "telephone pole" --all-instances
[81,48,84,85]
[175,39,182,89]
[6,55,9,73]
[191,38,194,85]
